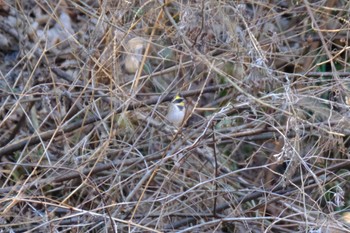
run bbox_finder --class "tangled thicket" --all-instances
[1,1,350,232]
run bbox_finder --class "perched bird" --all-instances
[166,94,186,127]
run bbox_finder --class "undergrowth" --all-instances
[0,1,350,232]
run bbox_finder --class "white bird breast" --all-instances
[166,104,185,127]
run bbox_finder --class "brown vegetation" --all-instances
[1,0,350,232]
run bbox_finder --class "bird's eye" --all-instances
[173,98,184,104]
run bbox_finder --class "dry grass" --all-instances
[1,0,350,232]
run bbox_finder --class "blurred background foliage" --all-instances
[0,0,350,232]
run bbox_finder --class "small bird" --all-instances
[166,94,186,127]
